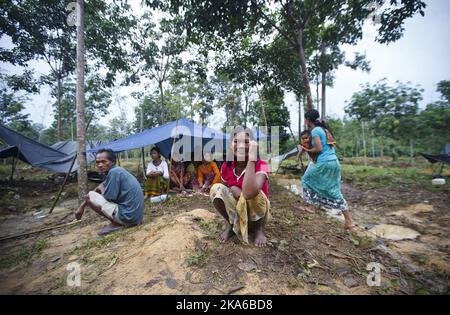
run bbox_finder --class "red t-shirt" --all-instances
[220,160,270,198]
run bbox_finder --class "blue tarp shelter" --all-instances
[88,119,233,159]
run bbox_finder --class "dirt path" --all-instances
[0,176,448,295]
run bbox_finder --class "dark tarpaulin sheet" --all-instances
[0,146,25,160]
[421,143,450,165]
[0,124,68,170]
[0,124,104,173]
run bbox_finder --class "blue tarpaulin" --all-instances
[88,119,231,158]
[0,124,68,170]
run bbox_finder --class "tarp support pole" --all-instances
[9,145,20,183]
[9,155,16,182]
[49,114,94,215]
[49,154,77,214]
[165,119,180,200]
[141,147,146,179]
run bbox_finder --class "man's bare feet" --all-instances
[98,222,123,236]
[254,228,267,247]
[219,226,234,243]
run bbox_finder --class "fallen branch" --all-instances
[228,284,245,294]
[0,220,80,242]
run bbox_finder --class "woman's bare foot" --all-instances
[303,205,316,213]
[344,220,356,230]
[342,211,356,230]
[254,228,267,247]
[219,226,234,243]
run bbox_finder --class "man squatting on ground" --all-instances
[75,149,145,236]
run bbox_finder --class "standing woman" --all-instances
[300,109,355,229]
[210,128,270,247]
[144,146,169,197]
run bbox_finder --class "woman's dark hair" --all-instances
[150,146,161,156]
[226,126,257,167]
[97,149,116,163]
[304,109,334,136]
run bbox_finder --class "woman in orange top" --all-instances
[197,152,221,194]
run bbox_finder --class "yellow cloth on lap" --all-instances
[210,183,270,244]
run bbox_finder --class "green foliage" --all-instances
[46,75,112,141]
[0,77,39,139]
[345,79,449,155]
[436,80,450,103]
[146,0,426,111]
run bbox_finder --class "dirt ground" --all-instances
[0,164,449,295]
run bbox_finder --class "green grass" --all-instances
[186,248,210,267]
[197,219,219,235]
[340,164,449,191]
[70,233,119,254]
[0,238,49,269]
[279,156,449,192]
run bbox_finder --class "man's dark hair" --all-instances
[97,148,117,163]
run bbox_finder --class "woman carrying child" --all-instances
[300,109,355,229]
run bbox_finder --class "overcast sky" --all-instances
[1,0,449,132]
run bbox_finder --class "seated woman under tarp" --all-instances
[144,146,169,197]
[170,153,199,195]
[197,152,221,195]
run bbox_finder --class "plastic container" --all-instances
[148,194,168,203]
[431,178,446,186]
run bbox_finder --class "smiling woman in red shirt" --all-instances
[209,127,270,247]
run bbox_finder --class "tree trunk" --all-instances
[76,0,88,204]
[380,135,384,158]
[316,74,320,111]
[297,30,313,110]
[244,92,249,128]
[361,121,367,167]
[158,81,165,124]
[321,71,326,119]
[410,138,414,165]
[371,136,375,158]
[57,75,62,141]
[261,100,268,128]
[71,119,74,141]
[140,105,146,177]
[298,97,302,137]
[303,95,308,130]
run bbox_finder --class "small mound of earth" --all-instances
[90,208,218,294]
